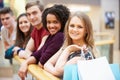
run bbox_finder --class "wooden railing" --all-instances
[95,39,114,46]
[14,32,115,80]
[94,32,115,63]
[14,56,60,80]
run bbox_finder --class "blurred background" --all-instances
[0,0,119,80]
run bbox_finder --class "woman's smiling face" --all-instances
[68,16,86,41]
[46,14,61,35]
[19,16,31,34]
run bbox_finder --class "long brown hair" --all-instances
[63,11,99,57]
[14,13,33,48]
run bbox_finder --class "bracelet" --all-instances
[17,48,24,55]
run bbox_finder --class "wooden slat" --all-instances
[94,32,112,36]
[95,39,115,46]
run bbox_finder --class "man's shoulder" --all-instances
[1,27,7,34]
[1,25,4,30]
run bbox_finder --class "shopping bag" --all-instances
[77,56,115,80]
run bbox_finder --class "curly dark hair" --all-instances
[42,4,70,32]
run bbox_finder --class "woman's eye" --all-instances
[24,21,28,23]
[19,22,22,24]
[69,24,74,28]
[54,21,57,24]
[78,25,84,29]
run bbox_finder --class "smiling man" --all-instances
[0,7,16,50]
[0,7,16,64]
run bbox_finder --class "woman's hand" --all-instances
[12,46,20,55]
[13,46,20,52]
[18,62,28,80]
[81,45,89,54]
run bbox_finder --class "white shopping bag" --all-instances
[77,56,115,80]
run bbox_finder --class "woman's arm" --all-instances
[18,56,37,80]
[53,45,81,76]
[25,37,35,54]
[44,48,63,77]
[44,45,81,77]
[55,45,81,66]
[18,38,34,59]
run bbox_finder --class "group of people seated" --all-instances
[2,0,116,80]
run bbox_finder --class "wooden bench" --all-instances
[14,56,60,80]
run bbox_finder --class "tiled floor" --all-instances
[0,40,120,80]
